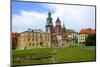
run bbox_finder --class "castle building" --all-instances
[17,29,52,50]
[54,17,77,47]
[15,12,77,50]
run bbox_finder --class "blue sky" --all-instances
[12,2,51,14]
[12,1,96,32]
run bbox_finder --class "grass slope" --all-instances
[12,46,96,66]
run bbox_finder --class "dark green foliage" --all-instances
[85,34,96,46]
[74,37,78,44]
[12,40,16,50]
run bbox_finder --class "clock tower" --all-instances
[45,12,54,33]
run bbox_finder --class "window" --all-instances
[32,43,34,47]
[40,42,43,46]
[29,43,31,46]
[45,39,46,41]
[36,38,37,41]
[28,38,30,41]
[32,38,34,41]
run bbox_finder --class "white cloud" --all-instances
[43,4,95,31]
[12,2,95,32]
[12,10,47,32]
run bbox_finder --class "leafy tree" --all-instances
[12,40,16,50]
[85,34,96,46]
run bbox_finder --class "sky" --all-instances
[12,1,96,32]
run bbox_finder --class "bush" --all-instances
[85,34,96,46]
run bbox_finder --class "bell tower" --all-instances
[55,17,62,35]
[55,17,63,47]
[45,12,54,33]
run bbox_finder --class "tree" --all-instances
[12,40,16,50]
[85,34,96,46]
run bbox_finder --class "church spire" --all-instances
[62,23,66,34]
[55,17,62,35]
[55,17,61,26]
[56,17,61,23]
[48,11,51,17]
[63,23,65,28]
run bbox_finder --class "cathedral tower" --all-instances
[55,17,62,35]
[55,17,63,47]
[45,12,54,33]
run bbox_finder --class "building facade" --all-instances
[66,29,78,45]
[78,28,96,45]
[17,29,52,49]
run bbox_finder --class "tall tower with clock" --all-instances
[45,12,54,33]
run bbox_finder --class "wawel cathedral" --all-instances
[12,12,77,50]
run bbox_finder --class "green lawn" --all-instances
[12,46,96,66]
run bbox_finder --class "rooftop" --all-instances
[66,29,77,33]
[79,28,96,34]
[24,28,42,33]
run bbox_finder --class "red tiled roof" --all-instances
[79,28,96,34]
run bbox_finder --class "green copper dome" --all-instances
[46,12,52,24]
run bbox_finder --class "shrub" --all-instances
[85,34,96,46]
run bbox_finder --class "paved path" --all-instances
[51,56,58,63]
